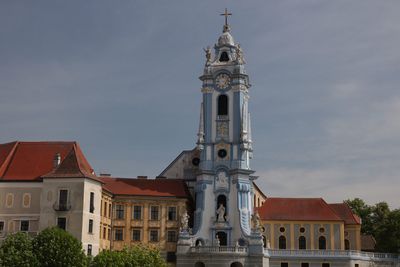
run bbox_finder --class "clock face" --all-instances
[215,74,230,89]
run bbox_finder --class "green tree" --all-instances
[33,227,86,267]
[91,244,167,267]
[0,232,38,267]
[374,209,400,253]
[345,198,373,234]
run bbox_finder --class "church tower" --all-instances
[192,9,255,247]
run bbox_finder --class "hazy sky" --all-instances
[1,1,399,208]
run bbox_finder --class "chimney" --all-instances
[99,173,111,177]
[53,153,61,169]
[156,176,166,179]
[137,175,148,179]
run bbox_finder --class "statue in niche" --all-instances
[180,210,189,232]
[203,46,212,64]
[216,203,226,222]
[236,44,245,64]
[251,211,261,231]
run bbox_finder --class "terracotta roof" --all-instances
[101,177,191,198]
[257,198,342,221]
[329,203,361,225]
[0,141,97,181]
[361,234,376,252]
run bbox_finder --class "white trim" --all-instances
[0,182,43,188]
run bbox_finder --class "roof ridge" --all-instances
[320,198,343,221]
[0,141,19,178]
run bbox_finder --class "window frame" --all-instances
[132,229,141,241]
[167,206,177,221]
[88,219,93,234]
[20,220,29,232]
[149,229,159,242]
[150,206,159,221]
[133,205,142,220]
[89,192,95,213]
[167,230,177,242]
[57,217,67,230]
[114,228,124,241]
[116,204,125,220]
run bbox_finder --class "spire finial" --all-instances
[220,8,232,32]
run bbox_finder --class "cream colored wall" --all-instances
[253,184,266,208]
[81,179,102,256]
[262,220,347,250]
[40,178,102,256]
[0,182,42,237]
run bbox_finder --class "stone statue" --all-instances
[216,203,225,222]
[204,46,212,64]
[180,210,189,232]
[236,44,245,64]
[215,234,220,246]
[251,211,261,231]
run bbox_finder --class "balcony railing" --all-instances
[53,202,71,211]
[190,246,248,254]
[266,249,399,261]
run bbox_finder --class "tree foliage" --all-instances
[346,198,400,253]
[32,227,87,267]
[91,244,167,267]
[0,232,39,267]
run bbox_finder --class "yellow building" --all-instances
[99,176,191,263]
[257,198,361,251]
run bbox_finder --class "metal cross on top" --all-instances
[220,8,232,27]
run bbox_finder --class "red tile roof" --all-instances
[0,141,96,181]
[101,177,190,198]
[329,203,361,225]
[257,198,342,222]
[361,234,376,252]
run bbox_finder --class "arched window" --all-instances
[195,262,205,267]
[219,51,229,62]
[345,239,350,250]
[230,262,243,267]
[218,95,228,116]
[319,236,326,250]
[299,236,306,249]
[279,236,286,249]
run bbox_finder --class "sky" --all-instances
[1,1,399,208]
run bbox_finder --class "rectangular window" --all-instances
[57,217,66,230]
[133,206,142,220]
[301,263,309,267]
[104,202,107,217]
[115,228,124,241]
[103,227,107,239]
[167,230,177,242]
[59,189,68,210]
[89,192,95,213]
[150,206,159,220]
[20,220,29,231]
[167,207,177,221]
[132,229,141,241]
[149,229,159,242]
[116,205,124,219]
[355,265,359,267]
[322,264,330,267]
[108,227,111,240]
[87,244,92,256]
[0,221,4,232]
[281,263,288,267]
[108,203,111,218]
[88,219,93,233]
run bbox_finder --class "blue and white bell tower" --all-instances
[192,11,255,247]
